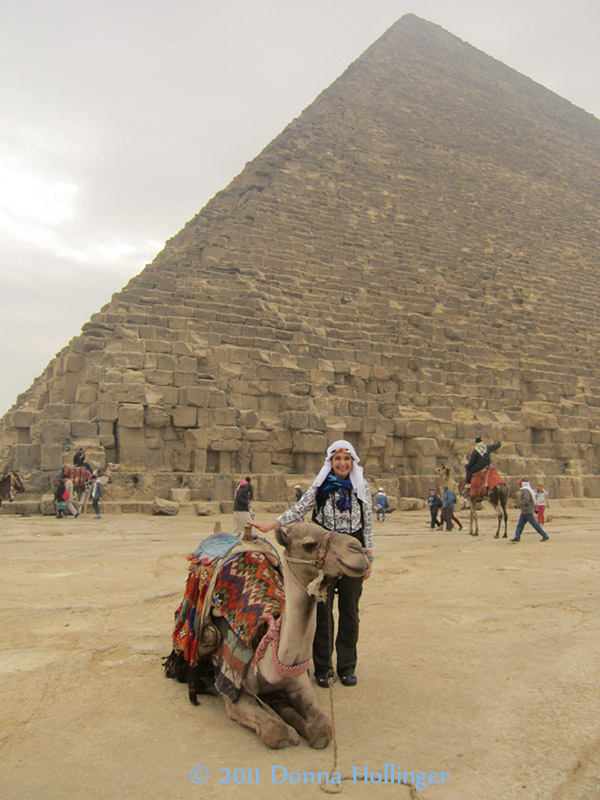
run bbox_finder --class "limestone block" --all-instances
[240,410,259,428]
[192,450,207,471]
[64,353,84,372]
[151,497,179,515]
[70,421,98,439]
[292,430,327,453]
[172,341,193,356]
[75,383,98,405]
[170,488,191,503]
[285,412,309,430]
[212,408,238,426]
[172,406,197,428]
[184,429,208,450]
[146,370,173,386]
[97,401,119,421]
[41,444,64,470]
[245,430,270,442]
[12,444,40,470]
[404,437,440,457]
[251,452,272,472]
[210,439,241,452]
[11,410,34,427]
[344,417,363,433]
[118,427,164,469]
[118,404,145,428]
[195,502,219,516]
[144,339,172,354]
[40,494,57,515]
[270,429,293,451]
[145,406,170,428]
[38,420,71,444]
[179,387,210,407]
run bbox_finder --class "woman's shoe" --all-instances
[340,673,357,687]
[315,674,334,688]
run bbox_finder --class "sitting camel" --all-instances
[164,522,369,749]
[436,464,508,538]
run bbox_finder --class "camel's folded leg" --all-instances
[223,694,299,749]
[269,689,332,749]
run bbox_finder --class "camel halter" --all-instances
[282,529,334,600]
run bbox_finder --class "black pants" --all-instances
[313,575,363,678]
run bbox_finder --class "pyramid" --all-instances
[3,14,600,510]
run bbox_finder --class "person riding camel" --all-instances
[465,437,501,498]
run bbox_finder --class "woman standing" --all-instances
[251,440,373,688]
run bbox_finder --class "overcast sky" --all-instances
[1,0,599,418]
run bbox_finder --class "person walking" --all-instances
[375,487,388,522]
[90,475,103,519]
[441,484,462,531]
[427,488,443,529]
[232,479,252,534]
[251,440,373,689]
[510,477,549,542]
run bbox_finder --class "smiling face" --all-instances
[331,451,353,479]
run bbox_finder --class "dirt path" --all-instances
[1,506,599,799]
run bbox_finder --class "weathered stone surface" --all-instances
[151,497,179,515]
[2,15,600,501]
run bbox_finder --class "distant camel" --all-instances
[436,465,509,538]
[0,470,26,509]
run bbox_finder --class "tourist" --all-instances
[90,475,103,519]
[251,440,373,688]
[63,475,79,517]
[535,485,549,525]
[465,437,501,486]
[427,488,443,529]
[54,479,67,519]
[510,477,549,543]
[232,479,252,534]
[375,487,388,522]
[441,484,462,531]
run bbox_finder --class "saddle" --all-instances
[165,532,285,703]
[467,467,504,500]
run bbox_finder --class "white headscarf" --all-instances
[520,480,536,503]
[312,440,368,503]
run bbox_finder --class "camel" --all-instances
[436,465,509,538]
[164,522,369,749]
[60,462,119,514]
[0,470,26,509]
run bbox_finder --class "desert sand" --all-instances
[1,504,599,800]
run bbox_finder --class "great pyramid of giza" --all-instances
[2,14,600,511]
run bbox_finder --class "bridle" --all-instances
[281,530,334,600]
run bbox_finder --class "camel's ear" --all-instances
[275,525,289,548]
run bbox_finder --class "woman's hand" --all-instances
[249,520,279,534]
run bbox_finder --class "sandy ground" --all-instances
[1,504,599,800]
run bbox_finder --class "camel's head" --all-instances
[275,522,369,597]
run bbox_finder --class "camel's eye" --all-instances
[301,540,318,552]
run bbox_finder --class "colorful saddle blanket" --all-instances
[170,542,285,702]
[62,465,92,487]
[470,467,504,500]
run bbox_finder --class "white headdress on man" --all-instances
[312,439,368,502]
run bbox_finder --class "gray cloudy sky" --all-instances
[1,0,598,417]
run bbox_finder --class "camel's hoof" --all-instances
[262,721,300,749]
[493,534,499,539]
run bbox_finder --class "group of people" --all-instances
[427,438,550,540]
[54,448,104,519]
[427,486,463,531]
